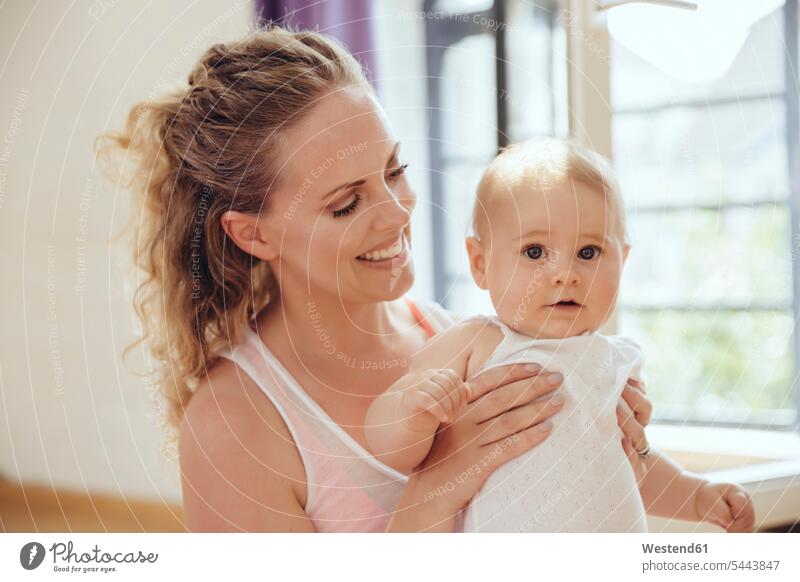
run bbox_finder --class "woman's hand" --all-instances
[401,362,565,528]
[617,378,653,482]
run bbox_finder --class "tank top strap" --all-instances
[403,297,438,338]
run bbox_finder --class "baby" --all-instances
[365,138,755,532]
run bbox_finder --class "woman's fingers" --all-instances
[627,377,646,393]
[468,370,563,423]
[622,383,652,427]
[621,437,646,485]
[617,397,648,453]
[476,393,565,446]
[464,362,544,402]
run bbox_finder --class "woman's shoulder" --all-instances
[182,359,305,478]
[179,358,311,531]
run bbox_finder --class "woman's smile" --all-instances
[355,231,411,269]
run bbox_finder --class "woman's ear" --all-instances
[466,236,488,290]
[220,210,279,261]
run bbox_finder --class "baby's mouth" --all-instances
[547,300,582,308]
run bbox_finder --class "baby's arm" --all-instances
[614,337,755,531]
[633,448,755,532]
[364,322,485,474]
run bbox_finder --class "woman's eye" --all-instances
[578,245,601,260]
[387,163,409,181]
[332,193,361,218]
[524,245,544,260]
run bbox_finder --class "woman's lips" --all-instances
[355,233,410,269]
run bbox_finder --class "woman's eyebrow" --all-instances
[319,142,401,202]
[320,178,366,202]
[384,141,400,165]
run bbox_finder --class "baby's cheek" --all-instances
[586,280,621,323]
[494,282,539,325]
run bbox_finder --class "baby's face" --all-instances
[467,178,629,339]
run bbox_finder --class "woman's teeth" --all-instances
[358,238,403,261]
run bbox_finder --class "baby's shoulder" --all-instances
[430,314,503,349]
[409,315,502,377]
[603,334,645,361]
[445,316,506,378]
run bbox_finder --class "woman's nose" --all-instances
[371,188,413,231]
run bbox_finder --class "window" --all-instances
[611,0,799,428]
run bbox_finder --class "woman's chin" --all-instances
[355,262,415,301]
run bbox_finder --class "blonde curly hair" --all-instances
[95,26,369,453]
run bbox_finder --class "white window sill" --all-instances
[646,425,800,532]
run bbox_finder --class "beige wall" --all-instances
[0,0,252,503]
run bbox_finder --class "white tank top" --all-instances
[462,316,648,532]
[218,298,459,532]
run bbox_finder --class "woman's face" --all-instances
[259,86,416,304]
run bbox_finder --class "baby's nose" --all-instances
[551,267,579,286]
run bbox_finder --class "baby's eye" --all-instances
[524,245,544,260]
[578,245,601,260]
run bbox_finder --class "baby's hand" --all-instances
[695,482,755,532]
[398,369,471,433]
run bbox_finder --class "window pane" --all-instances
[505,0,568,140]
[441,33,497,161]
[441,160,487,279]
[446,275,495,316]
[613,99,788,207]
[619,309,796,423]
[620,206,792,307]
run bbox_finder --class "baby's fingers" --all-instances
[726,490,756,532]
[408,389,449,423]
[430,369,469,416]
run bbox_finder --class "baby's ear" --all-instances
[622,243,631,264]
[466,236,488,290]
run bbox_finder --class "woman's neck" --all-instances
[257,290,405,365]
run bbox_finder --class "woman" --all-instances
[100,26,651,532]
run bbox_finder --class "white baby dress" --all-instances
[461,316,648,532]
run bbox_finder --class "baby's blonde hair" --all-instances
[471,137,628,245]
